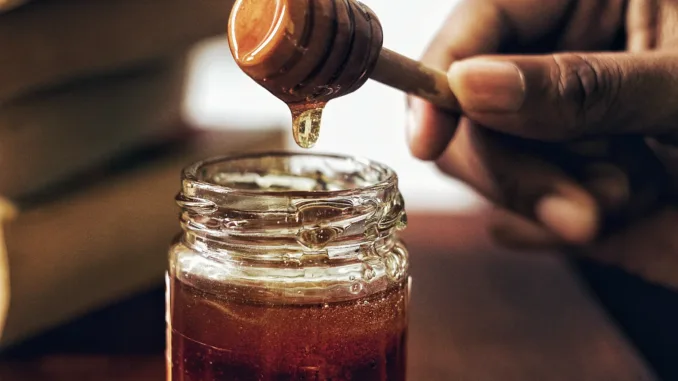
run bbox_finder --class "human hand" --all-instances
[408,0,678,285]
[409,0,678,244]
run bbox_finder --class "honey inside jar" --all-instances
[167,153,410,380]
[170,276,408,380]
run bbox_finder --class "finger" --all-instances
[406,97,456,160]
[407,0,572,160]
[447,51,678,140]
[407,0,505,160]
[488,207,561,251]
[648,136,678,191]
[556,0,626,51]
[575,207,678,290]
[436,120,601,244]
[625,0,659,52]
[560,139,630,210]
[565,137,663,221]
[580,162,630,211]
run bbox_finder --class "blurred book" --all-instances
[0,0,238,199]
[0,128,286,348]
[0,0,233,102]
[0,57,189,199]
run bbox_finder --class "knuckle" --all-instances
[550,54,620,136]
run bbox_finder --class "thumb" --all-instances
[448,52,678,140]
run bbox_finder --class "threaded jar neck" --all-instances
[176,152,406,259]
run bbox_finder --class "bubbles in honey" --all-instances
[349,282,364,294]
[291,105,325,149]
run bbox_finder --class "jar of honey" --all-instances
[167,152,410,380]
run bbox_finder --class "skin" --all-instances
[408,0,678,288]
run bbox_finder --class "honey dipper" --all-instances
[228,0,459,147]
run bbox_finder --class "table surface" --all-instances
[0,213,658,380]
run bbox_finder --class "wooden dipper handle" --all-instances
[228,0,459,111]
[372,48,459,111]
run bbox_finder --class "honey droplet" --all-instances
[291,105,324,149]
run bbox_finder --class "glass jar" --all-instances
[167,152,410,381]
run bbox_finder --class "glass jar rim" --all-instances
[177,151,407,262]
[181,151,398,198]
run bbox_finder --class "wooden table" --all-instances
[0,213,659,380]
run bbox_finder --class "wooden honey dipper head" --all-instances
[228,0,384,105]
[228,0,458,149]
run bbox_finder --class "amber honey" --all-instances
[169,276,408,380]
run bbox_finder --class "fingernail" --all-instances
[448,59,526,113]
[536,195,598,244]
